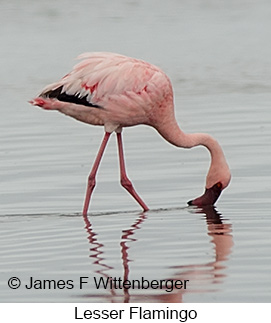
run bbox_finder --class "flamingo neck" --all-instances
[155,119,229,188]
[155,119,216,149]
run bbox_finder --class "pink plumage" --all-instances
[30,52,231,214]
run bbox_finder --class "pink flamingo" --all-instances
[30,52,231,215]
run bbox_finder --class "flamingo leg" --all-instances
[82,132,111,215]
[116,132,149,212]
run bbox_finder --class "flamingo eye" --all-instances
[216,182,222,188]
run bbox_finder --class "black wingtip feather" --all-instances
[42,86,102,108]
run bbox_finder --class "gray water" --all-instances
[1,0,271,302]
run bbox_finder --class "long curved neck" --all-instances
[155,119,229,188]
[156,119,219,150]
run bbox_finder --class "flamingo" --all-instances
[30,52,231,215]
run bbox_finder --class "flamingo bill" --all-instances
[187,183,222,207]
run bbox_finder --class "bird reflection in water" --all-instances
[82,206,233,302]
[158,206,233,303]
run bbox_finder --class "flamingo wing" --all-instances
[40,52,167,110]
[35,52,173,131]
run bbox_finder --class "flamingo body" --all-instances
[30,52,231,214]
[36,52,173,133]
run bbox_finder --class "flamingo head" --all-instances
[187,182,223,207]
[188,163,231,207]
